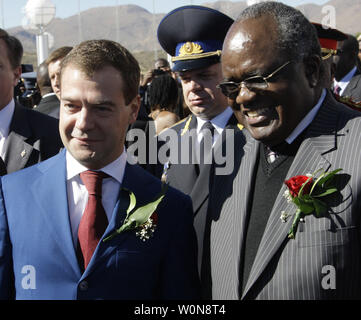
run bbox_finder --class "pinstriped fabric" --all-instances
[208,92,361,299]
[208,130,258,299]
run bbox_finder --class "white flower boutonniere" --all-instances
[103,183,168,242]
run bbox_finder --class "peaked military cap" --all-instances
[312,23,347,60]
[157,5,234,72]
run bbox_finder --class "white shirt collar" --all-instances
[286,89,327,144]
[334,66,357,95]
[0,99,15,138]
[196,106,233,135]
[66,149,127,184]
[42,92,57,99]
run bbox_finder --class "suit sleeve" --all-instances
[159,194,201,299]
[0,179,15,299]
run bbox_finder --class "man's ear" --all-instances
[128,94,140,124]
[304,54,322,88]
[13,65,22,87]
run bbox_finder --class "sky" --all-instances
[1,0,330,30]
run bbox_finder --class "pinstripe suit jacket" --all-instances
[208,91,361,299]
[342,70,361,102]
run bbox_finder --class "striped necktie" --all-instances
[199,121,215,165]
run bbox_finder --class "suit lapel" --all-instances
[30,150,81,277]
[167,115,198,195]
[209,129,259,299]
[4,132,34,173]
[343,71,361,99]
[242,93,338,299]
[82,163,158,278]
[4,104,35,173]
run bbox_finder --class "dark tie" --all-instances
[78,170,109,270]
[334,85,341,96]
[199,121,215,166]
[0,156,7,176]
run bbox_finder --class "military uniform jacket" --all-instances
[160,113,238,272]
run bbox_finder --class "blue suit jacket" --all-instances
[0,150,200,300]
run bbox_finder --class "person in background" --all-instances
[46,46,73,100]
[333,34,361,101]
[157,6,238,290]
[0,39,200,300]
[357,34,361,70]
[312,23,347,89]
[154,58,171,73]
[148,74,180,135]
[34,61,60,118]
[0,28,62,176]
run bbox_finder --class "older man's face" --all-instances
[221,15,318,146]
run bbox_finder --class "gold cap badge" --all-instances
[179,42,203,56]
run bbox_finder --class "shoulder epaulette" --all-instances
[181,115,193,136]
[237,123,244,131]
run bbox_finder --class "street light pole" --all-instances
[0,0,4,29]
[36,26,49,65]
[24,0,56,65]
[78,0,82,43]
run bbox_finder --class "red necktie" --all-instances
[78,170,109,270]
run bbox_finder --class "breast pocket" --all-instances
[298,226,358,248]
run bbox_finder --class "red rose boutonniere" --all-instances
[282,168,342,239]
[285,175,313,197]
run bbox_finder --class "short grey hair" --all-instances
[237,1,321,61]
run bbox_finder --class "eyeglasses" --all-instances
[217,60,292,98]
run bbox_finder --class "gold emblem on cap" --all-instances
[179,42,203,57]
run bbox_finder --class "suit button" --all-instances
[79,281,88,291]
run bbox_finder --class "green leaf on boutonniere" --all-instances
[285,168,343,239]
[103,183,168,242]
[313,188,338,198]
[293,197,314,214]
[318,168,342,189]
[127,190,137,214]
[312,198,327,217]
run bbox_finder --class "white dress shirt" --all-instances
[286,88,327,144]
[66,150,127,245]
[194,106,233,162]
[333,66,357,96]
[0,99,15,159]
[196,106,234,145]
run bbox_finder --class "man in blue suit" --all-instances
[0,40,200,300]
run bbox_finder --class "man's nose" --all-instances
[189,79,202,91]
[235,85,257,106]
[75,107,94,131]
